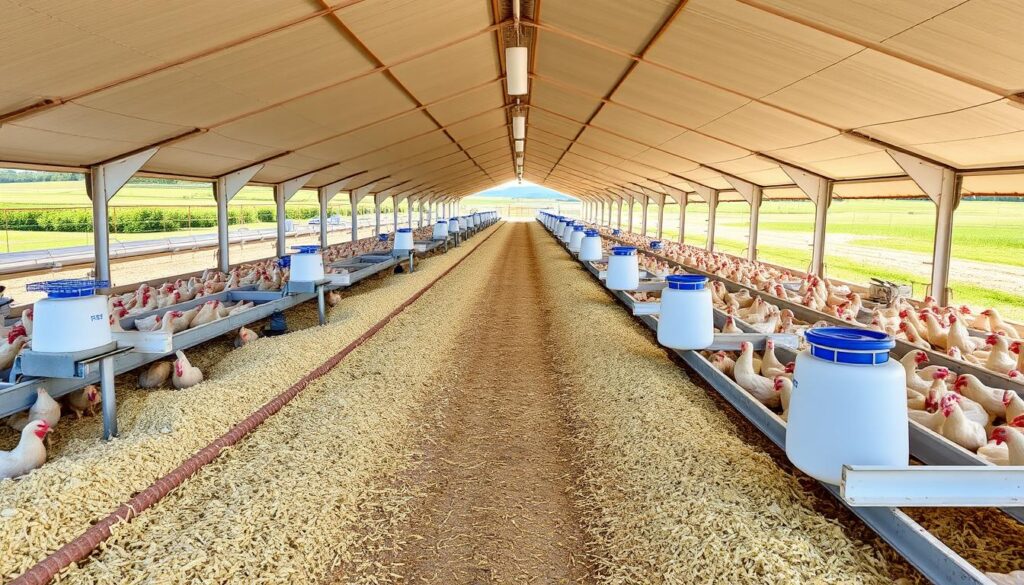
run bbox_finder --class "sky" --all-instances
[465,180,576,201]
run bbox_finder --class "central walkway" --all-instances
[392,223,591,583]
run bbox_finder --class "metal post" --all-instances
[89,168,112,284]
[274,184,287,257]
[407,198,413,228]
[375,201,381,235]
[622,196,630,233]
[640,197,648,236]
[318,189,329,249]
[706,190,719,252]
[214,180,231,272]
[392,196,399,232]
[99,356,117,440]
[418,199,424,228]
[617,198,623,229]
[656,200,665,240]
[316,285,326,326]
[747,186,763,261]
[778,164,832,277]
[350,191,359,242]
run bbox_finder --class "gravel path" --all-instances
[381,221,591,583]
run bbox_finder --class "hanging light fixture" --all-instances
[512,114,526,140]
[506,46,529,96]
[515,140,525,153]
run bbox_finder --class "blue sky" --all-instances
[466,181,576,201]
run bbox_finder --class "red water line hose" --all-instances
[12,224,505,585]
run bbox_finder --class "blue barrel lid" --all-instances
[291,245,320,254]
[805,327,895,365]
[610,246,636,256]
[584,229,599,236]
[666,274,707,290]
[650,241,663,249]
[27,278,109,298]
[612,228,621,235]
[573,225,584,231]
[277,255,291,268]
[397,227,412,233]
[378,233,389,241]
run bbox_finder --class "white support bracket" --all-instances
[725,177,763,261]
[692,184,719,251]
[662,185,688,244]
[214,163,264,272]
[274,173,314,257]
[88,147,160,285]
[779,163,833,276]
[887,150,961,304]
[841,466,1024,508]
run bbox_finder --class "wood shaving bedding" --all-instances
[532,223,918,584]
[0,224,501,582]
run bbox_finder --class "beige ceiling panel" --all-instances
[144,146,255,178]
[713,154,779,176]
[767,50,995,129]
[528,109,586,140]
[614,63,749,128]
[616,160,670,180]
[716,191,745,203]
[630,148,701,174]
[301,113,438,160]
[576,127,647,159]
[885,1,1024,92]
[0,0,312,112]
[530,80,601,122]
[562,151,609,173]
[446,109,507,142]
[534,30,633,97]
[280,74,417,133]
[76,68,261,128]
[569,143,624,167]
[648,0,859,97]
[14,103,186,145]
[751,1,961,43]
[680,167,732,190]
[543,0,677,54]
[833,179,925,199]
[658,131,749,164]
[864,101,1024,149]
[591,104,682,147]
[461,127,509,150]
[698,102,838,151]
[391,35,499,104]
[529,140,569,162]
[912,132,1024,169]
[215,108,332,150]
[171,131,282,163]
[789,150,904,180]
[0,124,145,166]
[339,0,491,63]
[379,131,456,161]
[255,156,338,184]
[962,173,1024,196]
[530,128,574,152]
[427,81,505,126]
[738,167,793,186]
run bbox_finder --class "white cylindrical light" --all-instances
[506,47,529,95]
[515,140,524,153]
[512,115,526,140]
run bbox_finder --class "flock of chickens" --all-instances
[0,228,433,480]
[599,229,1024,467]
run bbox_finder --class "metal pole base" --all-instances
[99,356,117,440]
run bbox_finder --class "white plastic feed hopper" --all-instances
[605,246,640,290]
[578,229,602,261]
[394,227,414,251]
[27,279,112,353]
[786,328,908,485]
[289,245,325,282]
[656,275,714,350]
[568,224,585,253]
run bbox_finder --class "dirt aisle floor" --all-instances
[388,222,591,584]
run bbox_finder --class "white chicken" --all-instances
[989,419,1024,466]
[0,420,49,480]
[139,361,172,389]
[62,385,101,418]
[235,327,258,348]
[773,376,792,420]
[172,351,204,389]
[900,351,936,394]
[733,341,780,408]
[941,394,987,451]
[7,388,61,432]
[985,334,1018,375]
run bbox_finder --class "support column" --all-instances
[692,185,719,252]
[214,164,263,272]
[374,201,382,235]
[779,163,834,277]
[616,197,623,229]
[640,195,648,236]
[725,177,764,262]
[622,196,630,233]
[350,191,360,242]
[392,196,399,232]
[888,151,961,304]
[273,172,314,257]
[316,178,347,250]
[87,147,159,284]
[407,198,413,228]
[656,200,665,240]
